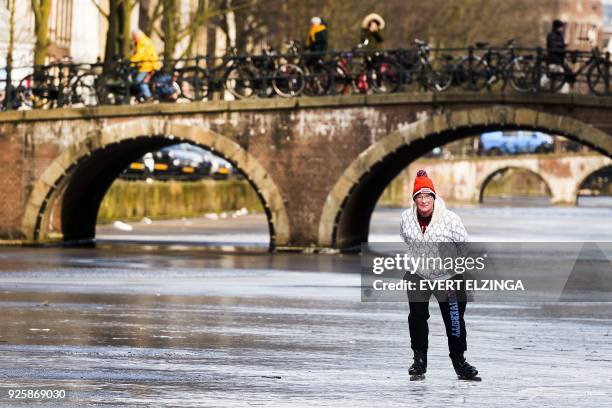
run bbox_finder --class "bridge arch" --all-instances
[575,164,612,204]
[318,106,612,249]
[21,120,289,248]
[477,166,552,204]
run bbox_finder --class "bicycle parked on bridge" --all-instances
[394,39,454,92]
[225,47,305,99]
[282,40,332,96]
[451,39,536,92]
[15,60,98,109]
[532,47,612,95]
[178,47,305,100]
[2,44,612,112]
[331,40,403,95]
[176,49,244,101]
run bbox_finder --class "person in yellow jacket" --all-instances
[305,17,328,54]
[130,30,161,101]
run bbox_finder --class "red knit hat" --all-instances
[412,169,436,200]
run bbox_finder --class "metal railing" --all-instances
[1,40,611,111]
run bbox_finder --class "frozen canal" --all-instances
[1,205,611,407]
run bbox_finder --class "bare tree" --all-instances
[93,0,133,62]
[94,0,558,66]
[5,0,16,69]
[154,0,257,62]
[31,0,51,67]
[138,0,151,34]
[161,0,179,64]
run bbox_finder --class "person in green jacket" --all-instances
[360,13,385,51]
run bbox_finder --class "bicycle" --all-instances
[331,40,403,95]
[529,47,609,94]
[452,43,492,91]
[96,57,179,105]
[15,61,85,108]
[176,49,277,100]
[272,47,306,98]
[66,63,102,107]
[223,47,304,99]
[399,39,453,92]
[586,50,612,96]
[176,54,229,101]
[453,39,536,92]
[284,40,332,96]
[512,47,611,96]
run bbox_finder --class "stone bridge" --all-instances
[401,153,611,205]
[0,92,611,250]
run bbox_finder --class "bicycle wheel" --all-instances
[18,73,54,108]
[70,73,98,107]
[96,71,130,105]
[455,56,488,91]
[177,67,209,100]
[369,60,402,93]
[425,59,454,92]
[272,64,305,97]
[224,65,256,99]
[587,62,612,96]
[508,57,536,92]
[303,63,332,96]
[537,62,566,93]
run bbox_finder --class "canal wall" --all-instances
[98,179,263,224]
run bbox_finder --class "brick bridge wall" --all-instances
[0,92,611,249]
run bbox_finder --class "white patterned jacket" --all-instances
[399,197,469,280]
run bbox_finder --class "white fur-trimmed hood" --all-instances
[399,197,469,280]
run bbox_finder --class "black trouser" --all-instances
[405,273,467,355]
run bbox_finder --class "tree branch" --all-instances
[91,0,109,19]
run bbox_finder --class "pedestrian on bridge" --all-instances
[546,19,566,66]
[306,16,329,54]
[400,170,480,381]
[360,13,385,51]
[544,19,572,93]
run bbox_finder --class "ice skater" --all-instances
[400,170,480,381]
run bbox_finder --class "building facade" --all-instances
[1,0,103,79]
[543,0,605,50]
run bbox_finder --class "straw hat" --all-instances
[361,13,385,30]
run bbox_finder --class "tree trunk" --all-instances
[104,0,132,62]
[6,0,16,69]
[225,0,236,51]
[119,0,131,56]
[161,0,179,66]
[139,0,151,34]
[31,0,51,67]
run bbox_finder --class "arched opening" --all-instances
[43,137,270,249]
[24,122,290,250]
[319,107,612,250]
[479,167,552,206]
[577,165,612,207]
[94,142,269,248]
[368,135,611,245]
[60,136,174,242]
